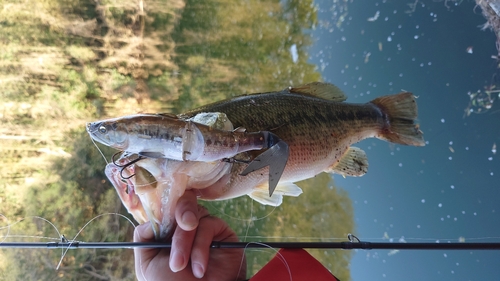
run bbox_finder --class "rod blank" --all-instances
[0,241,499,250]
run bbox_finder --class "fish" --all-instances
[106,153,232,239]
[102,82,424,239]
[179,82,425,205]
[86,112,287,163]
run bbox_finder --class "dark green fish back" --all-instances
[183,89,383,141]
[182,88,386,165]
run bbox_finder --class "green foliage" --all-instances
[7,130,136,280]
[273,174,354,281]
[171,0,321,112]
[0,0,354,279]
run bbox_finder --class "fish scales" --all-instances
[183,90,387,180]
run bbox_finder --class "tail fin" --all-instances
[371,92,425,146]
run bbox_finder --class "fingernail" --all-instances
[192,262,205,278]
[181,211,197,229]
[170,251,185,272]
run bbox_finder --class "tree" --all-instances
[0,0,354,279]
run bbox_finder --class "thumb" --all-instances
[134,221,155,242]
[134,221,162,278]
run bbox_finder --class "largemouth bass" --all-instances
[87,112,286,163]
[179,82,424,205]
[101,82,425,239]
[106,153,232,239]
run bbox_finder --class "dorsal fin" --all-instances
[188,112,234,130]
[156,112,178,119]
[289,82,347,102]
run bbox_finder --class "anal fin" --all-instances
[249,189,283,206]
[325,146,368,177]
[248,182,303,207]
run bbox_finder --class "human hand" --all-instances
[134,190,247,281]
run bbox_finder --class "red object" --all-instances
[250,248,340,281]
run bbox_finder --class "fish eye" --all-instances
[99,126,107,134]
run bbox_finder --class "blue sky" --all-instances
[309,0,500,280]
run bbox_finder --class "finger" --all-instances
[169,221,197,272]
[134,221,156,242]
[189,216,236,278]
[175,190,199,231]
[134,222,161,280]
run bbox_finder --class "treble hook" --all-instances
[120,156,145,180]
[111,152,144,180]
[112,151,126,167]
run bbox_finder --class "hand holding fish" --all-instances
[134,190,246,281]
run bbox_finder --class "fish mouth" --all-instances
[86,120,129,150]
[105,156,172,240]
[86,121,108,146]
[104,153,234,240]
[104,163,150,225]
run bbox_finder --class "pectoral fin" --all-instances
[325,146,369,177]
[240,139,289,197]
[248,182,303,206]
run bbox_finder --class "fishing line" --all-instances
[56,213,137,270]
[0,213,131,271]
[1,215,69,266]
[0,214,10,244]
[0,215,63,242]
[207,199,278,224]
[234,250,247,281]
[206,198,281,250]
[90,137,109,165]
[241,199,254,243]
[240,242,292,281]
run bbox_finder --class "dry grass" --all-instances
[0,1,185,279]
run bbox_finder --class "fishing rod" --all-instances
[2,237,500,250]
